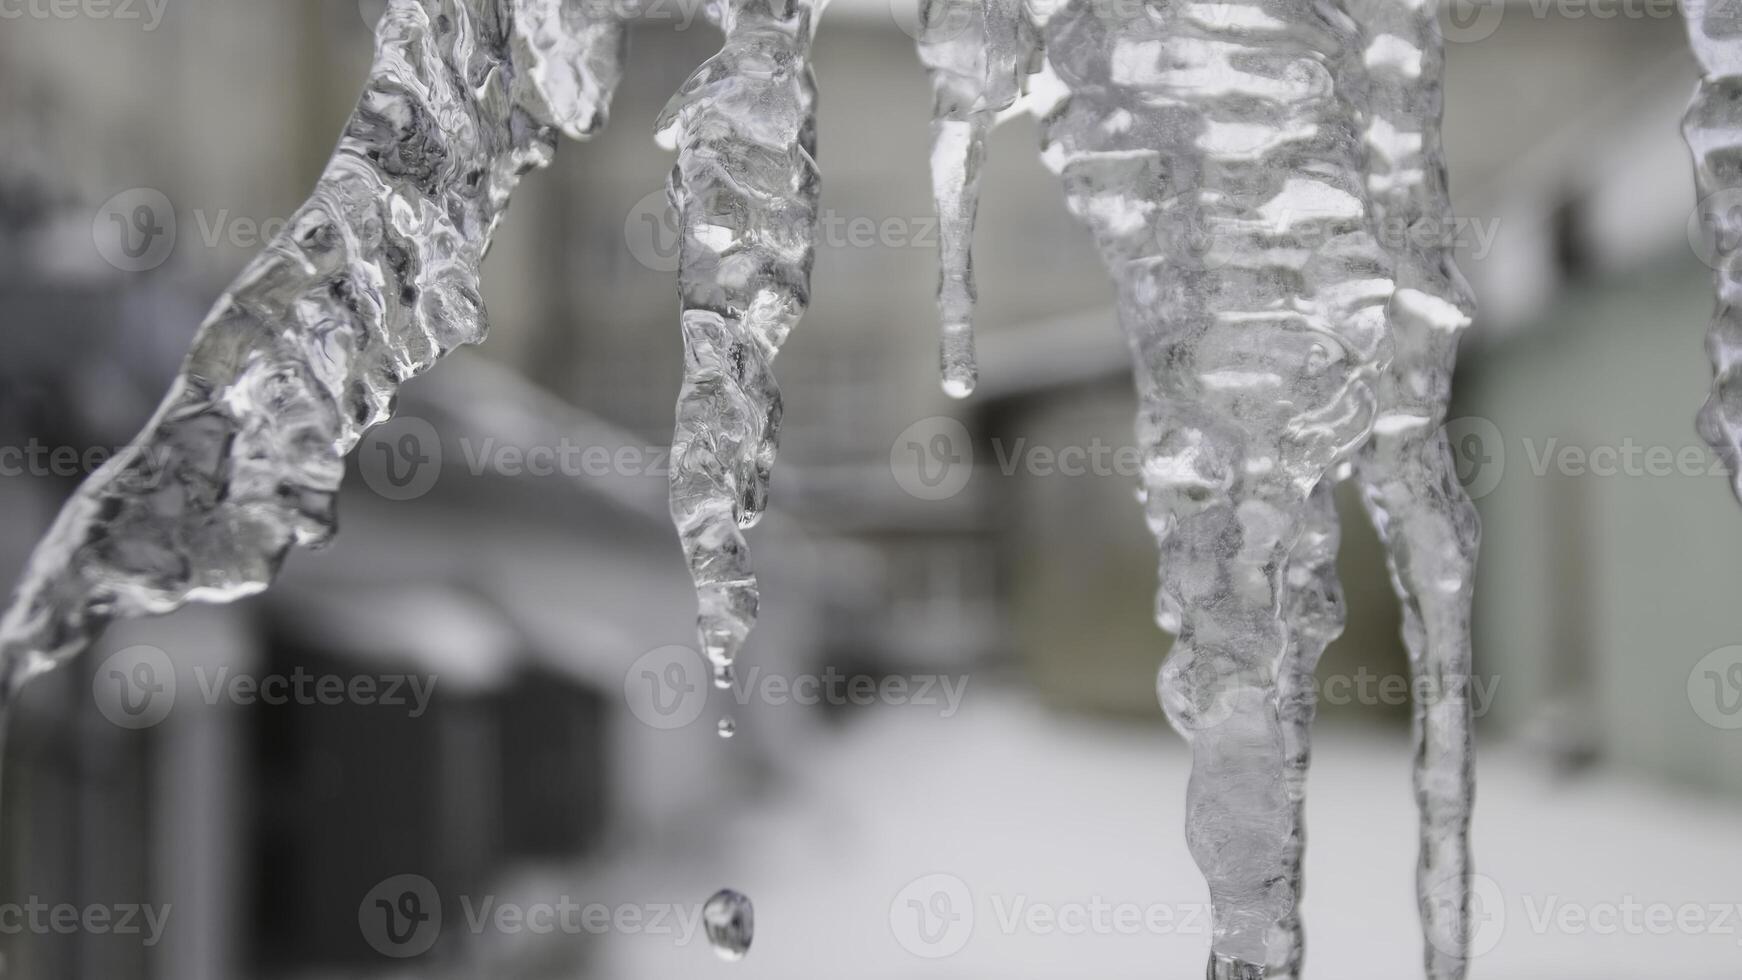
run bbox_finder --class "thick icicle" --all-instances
[0,0,626,701]
[1684,0,1742,500]
[1346,1,1480,976]
[915,0,1038,397]
[1039,0,1395,972]
[656,0,820,690]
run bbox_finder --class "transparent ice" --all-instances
[1027,0,1478,974]
[1684,0,1742,502]
[915,0,1039,397]
[0,0,627,705]
[656,0,820,692]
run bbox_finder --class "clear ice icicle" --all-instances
[915,0,1038,397]
[656,0,820,689]
[0,0,626,702]
[1039,0,1397,972]
[1683,0,1742,500]
[1345,1,1480,976]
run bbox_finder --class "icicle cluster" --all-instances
[1020,0,1478,974]
[0,0,626,700]
[656,0,820,692]
[915,0,1038,397]
[1684,0,1742,500]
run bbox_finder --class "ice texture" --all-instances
[1038,0,1409,971]
[0,0,626,700]
[656,0,820,690]
[914,0,1039,397]
[1345,1,1479,976]
[1684,0,1742,500]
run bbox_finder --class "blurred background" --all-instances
[1,1,1740,977]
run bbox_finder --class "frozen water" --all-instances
[1684,0,1742,500]
[0,0,626,699]
[703,887,755,960]
[656,0,820,691]
[1344,1,1479,976]
[1033,0,1478,973]
[915,0,1039,397]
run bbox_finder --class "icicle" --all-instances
[1345,1,1480,976]
[914,0,1037,397]
[1039,0,1397,972]
[1267,483,1345,979]
[656,0,820,691]
[0,0,626,701]
[1684,0,1742,500]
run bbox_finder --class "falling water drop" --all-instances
[717,717,737,739]
[702,888,754,960]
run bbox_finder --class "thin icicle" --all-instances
[915,0,1037,397]
[1347,1,1480,976]
[1683,0,1742,500]
[1268,482,1345,979]
[656,0,820,691]
[0,0,626,700]
[1039,0,1395,973]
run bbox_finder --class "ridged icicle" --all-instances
[1038,0,1396,972]
[1685,0,1742,499]
[0,0,626,699]
[656,0,820,690]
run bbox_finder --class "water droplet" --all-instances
[717,717,737,738]
[713,662,737,690]
[703,888,753,960]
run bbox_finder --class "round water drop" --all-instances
[717,717,737,739]
[703,888,753,960]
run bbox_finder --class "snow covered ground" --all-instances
[592,689,1742,979]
